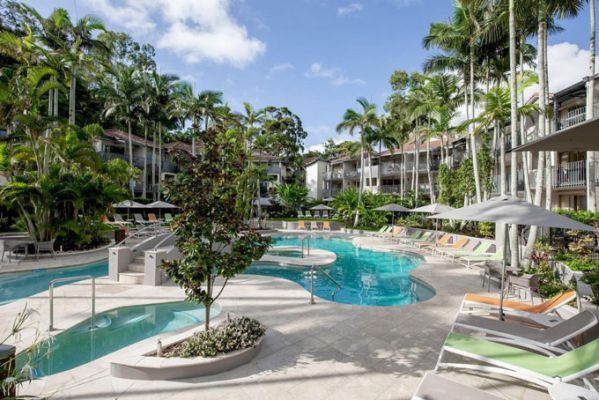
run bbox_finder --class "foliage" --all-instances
[161,128,271,330]
[554,209,599,226]
[275,183,308,215]
[172,316,265,359]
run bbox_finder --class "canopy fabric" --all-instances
[374,204,412,212]
[430,196,596,231]
[254,197,272,207]
[410,203,456,214]
[311,204,334,211]
[513,117,599,152]
[146,201,178,208]
[112,200,146,208]
[322,197,335,202]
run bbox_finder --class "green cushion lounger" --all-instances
[412,372,503,400]
[406,231,435,247]
[436,332,599,390]
[397,230,424,244]
[453,310,599,356]
[373,225,391,237]
[459,252,504,268]
[442,241,494,262]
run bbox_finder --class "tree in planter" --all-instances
[161,128,272,330]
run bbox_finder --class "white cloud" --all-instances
[82,0,265,68]
[337,3,363,16]
[269,63,294,73]
[307,133,357,153]
[304,62,365,86]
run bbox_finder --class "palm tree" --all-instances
[372,115,400,194]
[586,0,597,212]
[336,97,378,227]
[196,90,224,142]
[239,102,266,219]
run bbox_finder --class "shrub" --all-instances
[174,316,266,358]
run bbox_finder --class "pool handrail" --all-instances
[309,264,342,304]
[49,275,95,331]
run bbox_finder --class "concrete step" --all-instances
[128,261,145,273]
[119,271,144,284]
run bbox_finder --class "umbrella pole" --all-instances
[499,224,509,321]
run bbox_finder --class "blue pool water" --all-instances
[247,235,435,306]
[18,301,221,377]
[0,261,108,305]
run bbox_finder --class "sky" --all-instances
[25,0,596,152]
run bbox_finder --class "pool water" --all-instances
[247,235,435,306]
[0,261,108,305]
[18,301,220,377]
[266,250,304,258]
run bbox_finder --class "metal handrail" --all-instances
[309,265,342,304]
[152,232,175,251]
[300,235,311,258]
[116,224,159,247]
[49,275,95,331]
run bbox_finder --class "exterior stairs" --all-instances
[118,254,146,284]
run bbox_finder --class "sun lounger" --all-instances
[297,221,307,230]
[433,237,468,256]
[305,211,313,219]
[297,211,305,218]
[134,213,153,225]
[412,372,503,400]
[459,252,504,268]
[113,214,132,225]
[437,331,599,389]
[147,213,161,224]
[461,290,577,318]
[310,221,319,231]
[453,310,598,356]
[164,213,174,223]
[414,233,452,250]
[322,221,331,231]
[397,230,423,244]
[442,241,493,261]
[372,225,391,236]
[405,231,434,246]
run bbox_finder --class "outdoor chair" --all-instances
[444,240,493,261]
[412,372,503,400]
[436,331,599,391]
[297,210,305,218]
[460,289,577,318]
[134,213,153,225]
[147,213,161,224]
[437,238,478,259]
[397,230,424,244]
[164,213,174,223]
[322,221,331,231]
[305,211,313,219]
[35,239,55,260]
[1,238,31,263]
[432,236,468,256]
[114,214,132,225]
[453,310,598,356]
[406,231,434,247]
[310,221,319,231]
[414,233,452,250]
[508,273,541,302]
[297,221,307,230]
[373,226,391,237]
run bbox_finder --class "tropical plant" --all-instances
[275,183,308,215]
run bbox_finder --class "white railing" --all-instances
[553,160,587,188]
[558,106,586,130]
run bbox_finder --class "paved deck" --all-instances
[0,235,560,399]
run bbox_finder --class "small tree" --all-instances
[275,183,308,215]
[162,128,271,330]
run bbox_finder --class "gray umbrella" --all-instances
[411,203,456,214]
[253,197,273,207]
[431,196,596,319]
[146,201,178,208]
[311,204,334,217]
[323,197,335,202]
[375,204,411,230]
[112,200,146,219]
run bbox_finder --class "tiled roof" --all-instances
[104,128,156,148]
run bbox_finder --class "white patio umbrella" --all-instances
[374,204,412,230]
[146,201,178,217]
[253,197,273,207]
[311,204,334,218]
[410,203,456,244]
[112,200,146,219]
[431,196,596,319]
[323,197,335,202]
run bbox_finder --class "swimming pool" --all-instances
[0,261,108,305]
[247,235,435,306]
[18,301,221,377]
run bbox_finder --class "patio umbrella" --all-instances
[431,196,596,319]
[112,200,146,219]
[410,203,456,244]
[253,197,272,207]
[374,204,411,230]
[323,197,335,202]
[146,200,178,217]
[311,204,334,218]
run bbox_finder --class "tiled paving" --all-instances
[0,235,564,399]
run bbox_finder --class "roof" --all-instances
[513,116,599,152]
[379,138,443,157]
[304,157,327,167]
[104,128,156,148]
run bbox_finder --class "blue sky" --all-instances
[27,0,595,151]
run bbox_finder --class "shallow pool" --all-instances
[18,301,220,377]
[0,261,108,305]
[247,235,435,306]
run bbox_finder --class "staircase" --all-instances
[118,254,146,284]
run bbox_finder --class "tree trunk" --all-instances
[414,132,420,207]
[69,71,76,125]
[508,0,521,269]
[400,144,405,198]
[354,132,365,227]
[142,124,148,198]
[378,142,383,194]
[368,151,373,193]
[152,123,156,201]
[588,0,597,212]
[158,122,162,201]
[520,35,532,202]
[499,123,507,196]
[469,50,482,203]
[127,119,134,166]
[426,138,435,202]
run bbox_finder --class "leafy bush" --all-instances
[173,316,266,358]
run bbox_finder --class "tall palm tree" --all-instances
[587,0,597,212]
[372,115,400,194]
[336,97,378,227]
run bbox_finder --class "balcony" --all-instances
[323,188,342,198]
[558,106,586,131]
[344,171,361,179]
[324,171,344,180]
[99,151,154,169]
[267,165,281,175]
[381,185,401,194]
[162,160,179,174]
[553,160,588,189]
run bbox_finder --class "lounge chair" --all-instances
[147,213,161,224]
[412,372,503,400]
[397,230,423,244]
[414,233,452,250]
[373,226,392,237]
[433,237,468,256]
[310,221,319,231]
[460,289,577,318]
[459,251,504,268]
[297,211,305,219]
[35,239,55,260]
[164,213,174,223]
[443,241,494,261]
[297,221,307,230]
[406,231,435,247]
[322,221,331,231]
[453,310,599,356]
[384,226,405,238]
[114,214,132,225]
[305,211,313,219]
[134,213,153,225]
[436,331,599,390]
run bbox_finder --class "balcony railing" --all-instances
[323,188,342,198]
[99,151,154,169]
[553,160,587,188]
[344,171,361,179]
[162,160,179,174]
[267,165,281,175]
[558,106,586,131]
[324,171,344,180]
[381,185,401,194]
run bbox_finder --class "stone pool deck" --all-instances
[0,234,572,399]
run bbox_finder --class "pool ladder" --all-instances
[49,275,96,331]
[309,265,342,304]
[300,235,311,258]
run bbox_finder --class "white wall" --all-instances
[306,161,326,199]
